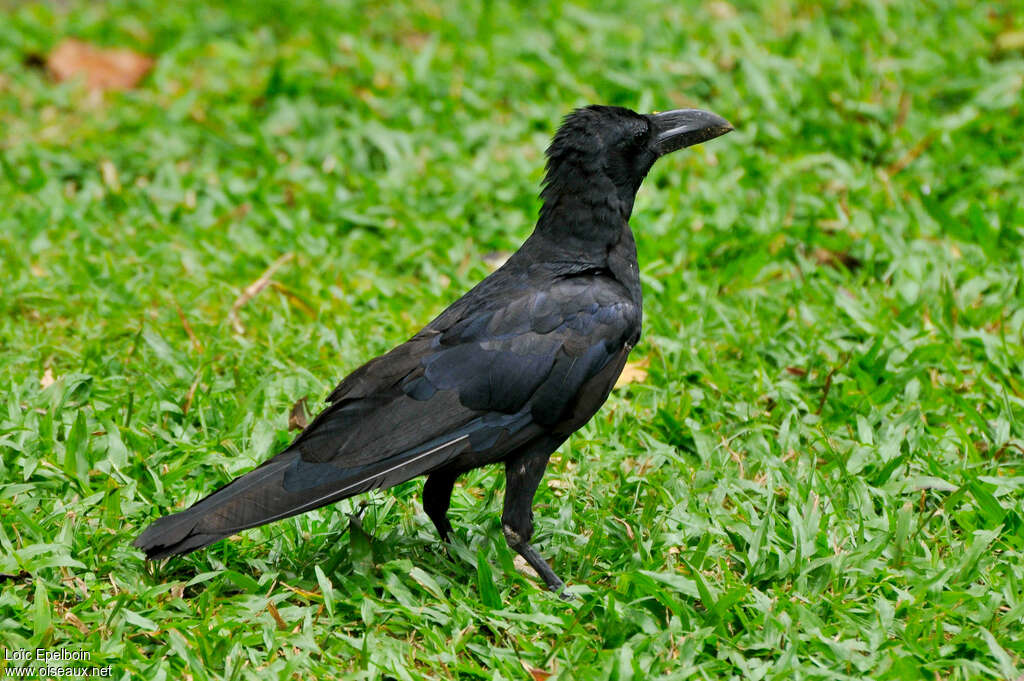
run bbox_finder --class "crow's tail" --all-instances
[133,428,479,559]
[133,452,306,559]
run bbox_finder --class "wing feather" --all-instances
[135,273,639,559]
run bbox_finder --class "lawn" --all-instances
[1,0,1023,678]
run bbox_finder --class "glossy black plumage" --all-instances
[134,105,733,595]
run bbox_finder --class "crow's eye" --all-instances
[615,124,648,150]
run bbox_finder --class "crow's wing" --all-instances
[133,274,638,558]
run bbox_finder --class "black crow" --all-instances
[134,105,733,596]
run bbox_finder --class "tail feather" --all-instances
[132,432,475,559]
[133,510,230,559]
[134,409,536,560]
[133,453,300,559]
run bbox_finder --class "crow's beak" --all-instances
[649,109,733,156]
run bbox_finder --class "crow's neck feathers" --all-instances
[527,108,650,282]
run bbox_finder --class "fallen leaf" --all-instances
[482,251,511,271]
[612,516,635,540]
[63,611,89,635]
[100,159,121,193]
[708,1,737,20]
[615,357,650,388]
[811,247,862,271]
[399,31,432,50]
[523,664,553,681]
[289,397,310,431]
[995,30,1024,53]
[40,368,55,388]
[620,456,653,477]
[512,554,539,579]
[47,38,154,91]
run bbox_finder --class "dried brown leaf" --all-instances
[100,159,121,192]
[612,516,635,540]
[767,233,787,255]
[482,250,512,271]
[996,30,1024,53]
[615,357,650,388]
[289,397,310,431]
[708,1,737,20]
[512,554,540,579]
[63,611,89,635]
[524,665,553,681]
[811,247,862,271]
[47,39,154,91]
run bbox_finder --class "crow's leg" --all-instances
[502,446,570,597]
[423,469,459,542]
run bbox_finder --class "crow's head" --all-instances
[542,105,732,222]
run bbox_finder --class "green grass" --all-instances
[1,0,1023,678]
